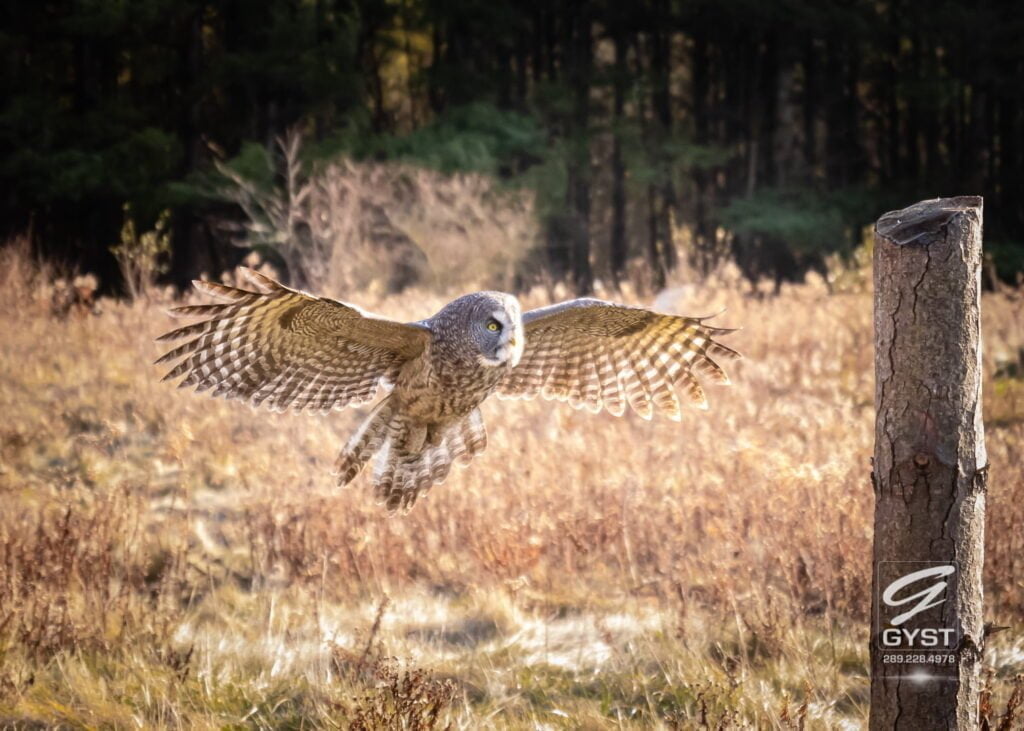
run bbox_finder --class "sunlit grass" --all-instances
[1,245,1023,728]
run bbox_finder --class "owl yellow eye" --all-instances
[486,321,500,332]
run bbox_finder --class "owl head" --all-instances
[433,292,524,368]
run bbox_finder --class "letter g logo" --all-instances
[882,565,955,625]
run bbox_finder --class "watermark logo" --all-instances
[883,564,954,625]
[876,562,959,678]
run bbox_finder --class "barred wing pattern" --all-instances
[498,298,739,420]
[156,269,429,413]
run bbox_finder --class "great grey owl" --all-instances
[156,268,739,511]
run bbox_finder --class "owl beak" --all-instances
[508,327,524,367]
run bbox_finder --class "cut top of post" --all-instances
[875,196,983,248]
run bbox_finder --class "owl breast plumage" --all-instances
[156,269,739,512]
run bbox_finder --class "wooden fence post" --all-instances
[870,197,987,729]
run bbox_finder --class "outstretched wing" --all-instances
[497,298,739,420]
[155,268,430,413]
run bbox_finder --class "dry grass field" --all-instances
[1,243,1023,729]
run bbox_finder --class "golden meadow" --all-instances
[2,233,1023,728]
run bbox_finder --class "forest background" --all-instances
[5,0,1024,292]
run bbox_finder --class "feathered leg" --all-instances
[366,408,489,512]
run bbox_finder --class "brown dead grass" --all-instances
[1,241,1023,729]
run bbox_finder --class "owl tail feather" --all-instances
[334,397,399,487]
[334,398,488,513]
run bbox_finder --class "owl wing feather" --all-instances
[155,268,430,413]
[497,298,739,420]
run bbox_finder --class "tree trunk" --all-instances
[171,5,207,288]
[998,94,1021,233]
[514,29,528,108]
[692,23,713,274]
[646,184,666,290]
[757,30,779,188]
[883,1,902,183]
[565,0,593,296]
[824,34,847,187]
[905,34,922,181]
[609,28,628,288]
[649,3,677,277]
[801,38,819,179]
[870,196,987,730]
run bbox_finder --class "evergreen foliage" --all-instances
[2,0,1023,291]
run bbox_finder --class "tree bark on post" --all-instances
[870,197,987,729]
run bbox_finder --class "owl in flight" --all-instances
[157,269,739,511]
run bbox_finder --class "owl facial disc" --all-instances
[478,303,523,368]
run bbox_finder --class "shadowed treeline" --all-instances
[4,1,1024,294]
